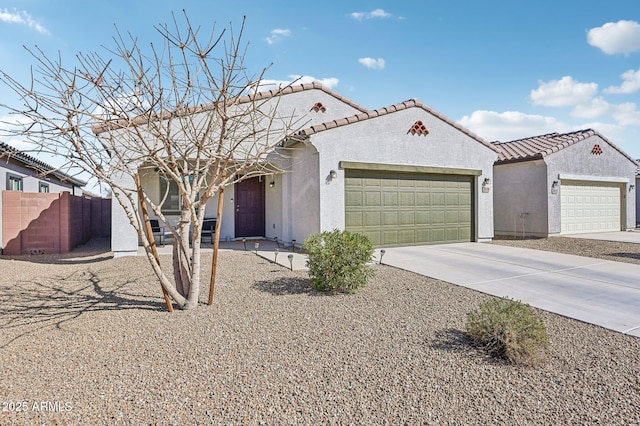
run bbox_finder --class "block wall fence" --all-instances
[1,191,111,255]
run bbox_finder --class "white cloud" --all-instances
[358,57,385,70]
[350,9,392,20]
[458,110,568,142]
[256,75,340,91]
[570,97,612,119]
[0,8,49,35]
[612,102,640,127]
[266,28,291,45]
[604,68,640,94]
[587,20,640,55]
[530,76,598,107]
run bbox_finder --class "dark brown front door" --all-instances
[234,177,265,237]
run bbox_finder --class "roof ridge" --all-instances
[294,98,499,153]
[93,82,370,134]
[495,128,636,165]
[0,142,86,186]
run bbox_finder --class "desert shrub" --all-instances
[303,229,375,293]
[466,297,549,365]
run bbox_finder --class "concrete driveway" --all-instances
[378,243,640,337]
[565,230,640,244]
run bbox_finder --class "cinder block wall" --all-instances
[1,191,111,255]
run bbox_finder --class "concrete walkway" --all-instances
[378,243,640,337]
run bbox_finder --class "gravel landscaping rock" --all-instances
[1,238,638,424]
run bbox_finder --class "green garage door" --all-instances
[345,170,473,246]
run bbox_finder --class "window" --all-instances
[6,173,23,191]
[39,182,50,193]
[160,177,181,214]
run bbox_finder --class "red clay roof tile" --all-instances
[493,129,637,165]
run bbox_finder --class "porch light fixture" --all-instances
[551,180,559,194]
[630,184,636,191]
[269,180,275,188]
[482,178,491,186]
[329,170,338,179]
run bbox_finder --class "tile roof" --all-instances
[0,142,86,186]
[93,82,369,134]
[493,129,638,165]
[288,99,499,152]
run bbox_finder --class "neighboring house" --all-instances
[636,160,640,227]
[107,83,498,256]
[0,141,86,252]
[493,130,637,237]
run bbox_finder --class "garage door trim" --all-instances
[559,173,629,184]
[340,161,482,176]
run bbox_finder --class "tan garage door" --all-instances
[345,170,473,246]
[561,180,622,234]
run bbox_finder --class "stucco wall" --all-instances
[493,160,549,237]
[545,135,637,233]
[305,106,498,242]
[493,160,554,237]
[284,143,320,244]
[636,175,640,227]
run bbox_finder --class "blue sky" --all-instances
[1,0,639,161]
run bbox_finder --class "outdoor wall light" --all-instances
[630,184,636,191]
[269,180,275,188]
[552,181,559,189]
[329,170,338,179]
[482,178,491,186]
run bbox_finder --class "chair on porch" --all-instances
[148,219,172,246]
[200,218,217,244]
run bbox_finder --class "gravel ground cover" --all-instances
[0,238,639,425]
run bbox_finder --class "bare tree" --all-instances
[0,13,303,310]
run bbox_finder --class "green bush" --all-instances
[466,298,549,365]
[303,229,375,293]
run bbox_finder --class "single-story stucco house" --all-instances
[636,161,640,227]
[108,83,499,256]
[492,129,637,237]
[0,141,86,253]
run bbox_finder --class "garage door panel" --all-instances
[383,211,399,226]
[399,193,415,207]
[399,211,415,225]
[345,192,363,207]
[561,180,621,234]
[415,211,430,225]
[345,170,473,246]
[365,192,381,207]
[363,212,381,227]
[382,230,398,245]
[383,192,398,206]
[345,211,363,227]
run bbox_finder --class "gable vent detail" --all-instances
[311,102,326,113]
[408,120,429,136]
[591,144,603,155]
